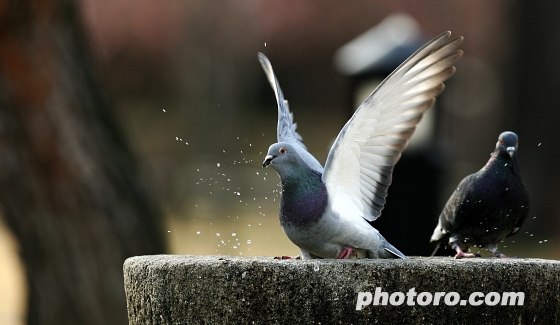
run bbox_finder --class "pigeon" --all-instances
[260,31,463,259]
[430,131,530,259]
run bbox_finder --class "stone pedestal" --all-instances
[124,255,560,324]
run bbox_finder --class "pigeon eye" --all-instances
[499,139,504,145]
[279,147,287,154]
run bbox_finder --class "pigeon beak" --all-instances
[262,155,274,167]
[506,146,515,159]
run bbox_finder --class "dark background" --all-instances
[1,1,559,324]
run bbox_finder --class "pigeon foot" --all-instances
[337,247,356,259]
[453,247,478,259]
[274,255,301,260]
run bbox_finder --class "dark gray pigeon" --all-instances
[430,131,530,258]
[260,31,463,259]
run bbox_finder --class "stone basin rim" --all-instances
[125,254,560,266]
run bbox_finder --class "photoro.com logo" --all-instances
[356,287,525,309]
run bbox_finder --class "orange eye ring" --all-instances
[499,139,504,145]
[279,147,287,154]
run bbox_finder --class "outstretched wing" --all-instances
[323,31,463,222]
[258,53,307,149]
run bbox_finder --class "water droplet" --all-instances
[232,233,236,236]
[264,42,267,46]
[163,109,166,112]
[247,240,252,244]
[167,230,171,233]
[217,163,221,167]
[538,143,542,146]
[175,137,179,141]
[216,233,221,236]
[233,246,238,249]
[196,231,201,235]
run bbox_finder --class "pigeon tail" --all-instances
[429,241,442,257]
[379,234,407,259]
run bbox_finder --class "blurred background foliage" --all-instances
[1,0,560,324]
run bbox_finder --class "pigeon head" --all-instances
[495,131,519,159]
[263,140,324,178]
[262,142,300,171]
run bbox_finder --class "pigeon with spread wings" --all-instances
[261,31,463,259]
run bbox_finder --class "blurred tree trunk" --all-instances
[0,1,166,325]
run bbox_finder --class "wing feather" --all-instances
[360,166,391,187]
[258,53,307,149]
[323,31,463,222]
[259,53,324,173]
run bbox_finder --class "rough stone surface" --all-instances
[124,255,560,324]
